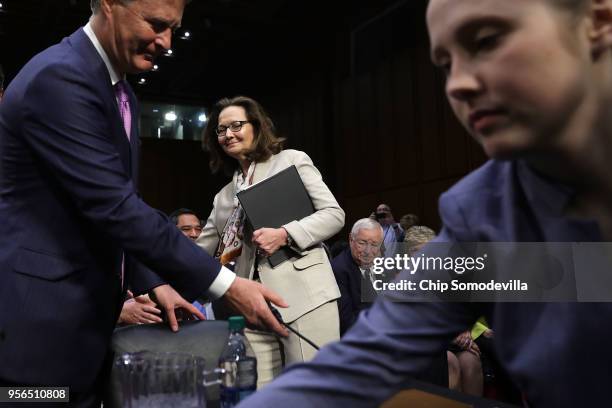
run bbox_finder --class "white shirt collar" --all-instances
[83,22,123,86]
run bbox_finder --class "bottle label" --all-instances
[220,358,257,388]
[220,361,238,387]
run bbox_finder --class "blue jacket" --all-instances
[240,159,612,408]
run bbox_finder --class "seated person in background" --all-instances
[332,218,384,336]
[406,225,484,396]
[169,208,203,241]
[371,203,404,256]
[335,220,448,387]
[472,318,523,404]
[404,225,436,250]
[118,290,162,326]
[169,208,214,319]
[447,329,483,396]
[452,319,521,402]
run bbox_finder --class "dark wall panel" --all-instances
[138,0,487,240]
[139,139,229,222]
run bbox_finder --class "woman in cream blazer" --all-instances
[197,96,344,387]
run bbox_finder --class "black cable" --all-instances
[269,304,320,350]
[284,324,320,350]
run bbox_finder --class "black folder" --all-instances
[236,165,315,267]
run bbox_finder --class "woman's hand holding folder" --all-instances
[252,227,289,256]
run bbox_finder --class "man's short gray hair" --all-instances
[91,0,190,13]
[350,218,383,237]
[90,0,100,13]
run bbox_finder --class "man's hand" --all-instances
[224,277,289,337]
[118,296,163,325]
[151,284,205,332]
[252,227,288,256]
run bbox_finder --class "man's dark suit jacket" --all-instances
[332,248,377,336]
[241,159,612,408]
[0,28,221,391]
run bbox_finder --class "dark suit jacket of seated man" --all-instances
[333,218,449,389]
[0,0,286,399]
[332,218,385,336]
[333,247,450,389]
[332,247,383,336]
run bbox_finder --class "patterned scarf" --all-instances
[215,163,256,266]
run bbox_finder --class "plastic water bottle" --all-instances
[219,316,257,407]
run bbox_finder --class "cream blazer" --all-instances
[196,149,344,322]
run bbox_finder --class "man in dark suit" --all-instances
[332,218,383,336]
[0,0,286,402]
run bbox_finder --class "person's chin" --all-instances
[478,127,529,160]
[482,139,528,161]
[127,57,154,74]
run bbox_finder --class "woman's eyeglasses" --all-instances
[216,121,249,137]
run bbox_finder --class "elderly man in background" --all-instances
[332,218,384,336]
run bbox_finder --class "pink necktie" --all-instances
[115,80,131,140]
[115,81,131,288]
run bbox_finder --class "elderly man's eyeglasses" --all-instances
[216,121,249,137]
[354,240,382,251]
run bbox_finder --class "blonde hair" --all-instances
[404,226,436,255]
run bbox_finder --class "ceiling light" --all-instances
[138,78,146,85]
[164,49,173,57]
[152,64,159,72]
[198,113,207,122]
[165,112,177,121]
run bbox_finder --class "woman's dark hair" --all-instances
[202,96,285,175]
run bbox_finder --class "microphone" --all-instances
[268,303,320,350]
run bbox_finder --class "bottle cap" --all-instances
[228,316,245,331]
